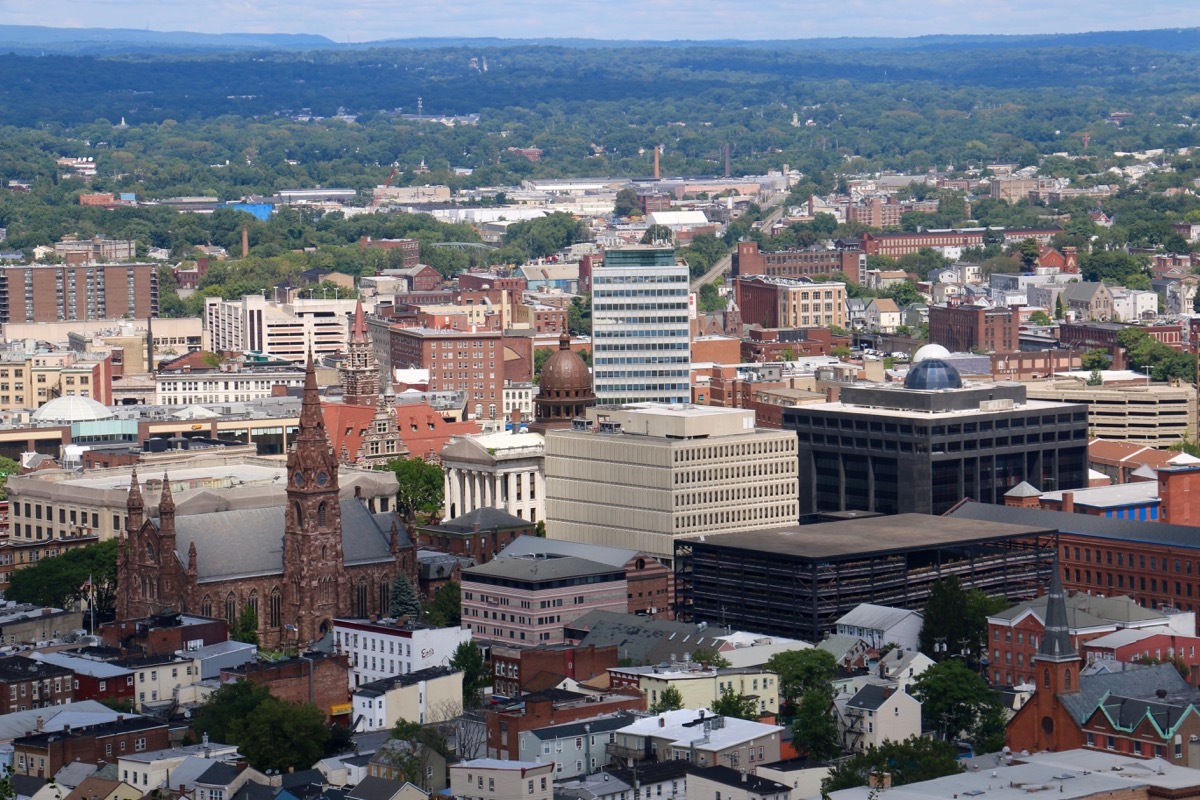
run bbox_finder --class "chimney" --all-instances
[724,145,731,178]
[740,770,747,783]
[36,716,43,732]
[1061,492,1075,515]
[241,225,249,258]
[1157,688,1169,700]
[867,771,892,789]
[511,407,522,433]
[653,146,660,180]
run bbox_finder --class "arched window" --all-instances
[246,590,259,619]
[354,579,368,618]
[201,596,212,617]
[1064,669,1072,690]
[225,593,237,622]
[317,502,327,528]
[1043,668,1051,689]
[294,502,303,529]
[146,543,155,561]
[379,580,390,615]
[269,588,282,628]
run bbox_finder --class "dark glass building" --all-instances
[783,358,1089,516]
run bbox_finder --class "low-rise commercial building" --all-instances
[450,759,553,800]
[333,619,472,688]
[351,665,463,731]
[610,709,784,769]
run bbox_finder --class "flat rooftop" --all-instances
[681,513,1054,560]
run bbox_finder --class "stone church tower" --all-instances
[283,356,348,644]
[340,299,380,407]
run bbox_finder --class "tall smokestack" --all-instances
[724,144,731,178]
[241,225,249,258]
[654,146,660,180]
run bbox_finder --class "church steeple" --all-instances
[1036,564,1077,663]
[340,300,380,406]
[127,468,144,533]
[158,471,175,541]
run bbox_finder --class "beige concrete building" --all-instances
[608,663,781,717]
[441,432,545,522]
[204,294,360,361]
[778,279,847,329]
[450,759,553,800]
[6,455,398,545]
[610,708,784,769]
[544,405,798,560]
[351,665,463,732]
[1026,379,1197,448]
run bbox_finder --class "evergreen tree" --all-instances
[231,605,259,646]
[390,573,421,620]
[649,685,684,713]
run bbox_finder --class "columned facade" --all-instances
[440,433,545,523]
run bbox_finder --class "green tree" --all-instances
[766,649,837,708]
[792,687,840,760]
[7,539,118,612]
[886,281,925,307]
[1080,348,1110,371]
[918,576,1007,663]
[0,456,21,501]
[1029,310,1052,325]
[690,647,731,669]
[421,581,461,627]
[1015,237,1041,268]
[1086,368,1104,386]
[972,696,1009,753]
[831,345,853,360]
[230,605,259,646]
[640,224,673,244]
[568,296,592,335]
[533,348,553,383]
[191,680,274,744]
[698,282,726,313]
[910,659,995,741]
[821,737,962,794]
[649,684,684,713]
[383,719,451,790]
[384,457,445,523]
[390,573,422,620]
[614,188,640,218]
[451,641,488,708]
[710,685,760,720]
[232,696,331,773]
[1055,294,1066,320]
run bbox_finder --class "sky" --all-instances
[1,0,1198,42]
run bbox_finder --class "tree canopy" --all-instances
[7,539,118,612]
[384,457,445,523]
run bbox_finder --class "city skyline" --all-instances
[1,1,1197,44]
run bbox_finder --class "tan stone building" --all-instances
[1026,379,1197,448]
[544,405,798,561]
[351,665,463,731]
[450,759,554,800]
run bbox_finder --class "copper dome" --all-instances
[540,332,592,394]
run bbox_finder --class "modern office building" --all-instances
[783,351,1089,516]
[675,513,1057,642]
[545,404,798,561]
[590,246,691,406]
[204,294,359,361]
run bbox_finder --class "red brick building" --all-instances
[458,272,527,299]
[221,653,351,720]
[100,611,229,656]
[732,242,862,284]
[485,691,645,760]
[858,230,984,258]
[928,304,1021,354]
[13,716,169,777]
[1082,629,1200,687]
[0,264,159,324]
[845,196,939,228]
[360,237,420,268]
[0,656,73,713]
[416,508,536,565]
[29,653,134,705]
[490,644,619,698]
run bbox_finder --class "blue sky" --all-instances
[2,0,1197,42]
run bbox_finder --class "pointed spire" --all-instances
[187,541,198,574]
[299,351,325,435]
[127,468,144,511]
[390,518,401,555]
[158,471,174,514]
[1036,563,1077,663]
[350,299,368,343]
[559,331,570,350]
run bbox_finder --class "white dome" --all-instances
[912,344,951,363]
[31,395,115,424]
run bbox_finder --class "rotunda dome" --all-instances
[903,358,963,391]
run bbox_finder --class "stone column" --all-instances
[444,469,454,518]
[507,472,517,516]
[534,470,546,523]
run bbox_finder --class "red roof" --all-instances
[322,401,478,463]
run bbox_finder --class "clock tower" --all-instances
[284,354,345,646]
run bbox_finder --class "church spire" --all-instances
[350,299,368,343]
[1036,563,1077,663]
[127,468,144,533]
[158,471,176,543]
[299,352,326,435]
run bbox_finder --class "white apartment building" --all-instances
[545,405,799,561]
[332,618,473,687]
[451,759,554,800]
[204,294,360,361]
[591,246,691,406]
[155,364,306,405]
[351,665,463,731]
[118,743,240,792]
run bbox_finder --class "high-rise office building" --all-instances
[591,246,691,406]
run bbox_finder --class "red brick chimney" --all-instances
[1061,492,1075,515]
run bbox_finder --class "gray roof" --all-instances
[564,611,727,666]
[464,555,621,583]
[1060,663,1189,725]
[1062,282,1105,303]
[1005,481,1042,498]
[527,712,637,741]
[354,665,461,698]
[836,604,920,632]
[422,507,531,534]
[196,762,240,787]
[846,684,891,712]
[171,498,405,582]
[347,777,408,800]
[0,701,118,742]
[500,535,641,569]
[817,635,866,662]
[52,762,97,789]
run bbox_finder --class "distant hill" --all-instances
[0,25,335,55]
[0,24,1199,56]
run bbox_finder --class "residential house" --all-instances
[835,683,921,753]
[61,777,141,800]
[450,760,553,800]
[687,766,791,800]
[517,712,636,779]
[834,605,923,653]
[607,664,781,718]
[351,666,463,732]
[485,690,646,761]
[13,717,170,778]
[116,742,241,794]
[864,299,901,333]
[844,299,867,330]
[346,776,429,800]
[1062,282,1115,321]
[609,709,784,770]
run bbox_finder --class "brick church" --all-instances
[116,357,417,649]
